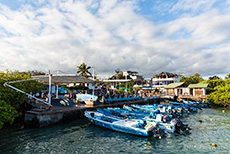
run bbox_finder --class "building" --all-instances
[188,84,209,96]
[164,82,188,96]
[123,70,144,85]
[164,82,209,96]
[152,72,182,89]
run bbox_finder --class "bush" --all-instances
[117,88,124,94]
[0,70,45,129]
[207,84,230,107]
[0,100,20,129]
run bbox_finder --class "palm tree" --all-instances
[77,62,92,77]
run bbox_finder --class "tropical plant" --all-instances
[0,100,19,129]
[77,62,92,77]
[117,88,124,94]
[207,84,230,107]
[0,70,45,129]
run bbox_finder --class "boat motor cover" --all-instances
[156,114,163,122]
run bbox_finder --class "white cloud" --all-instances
[170,0,217,13]
[0,0,229,78]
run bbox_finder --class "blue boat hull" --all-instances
[85,111,151,137]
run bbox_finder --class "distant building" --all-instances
[164,82,209,96]
[152,72,182,89]
[164,82,189,96]
[123,71,144,85]
[188,84,209,96]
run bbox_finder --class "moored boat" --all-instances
[85,111,156,137]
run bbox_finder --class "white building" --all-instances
[152,72,182,89]
[123,71,143,80]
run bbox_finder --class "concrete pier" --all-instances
[25,97,160,128]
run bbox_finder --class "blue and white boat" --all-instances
[84,111,157,137]
[98,108,175,133]
[123,105,151,115]
[97,108,146,119]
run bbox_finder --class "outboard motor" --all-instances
[171,109,180,119]
[151,124,167,139]
[171,118,191,134]
[168,109,172,115]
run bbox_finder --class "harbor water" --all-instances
[0,107,230,154]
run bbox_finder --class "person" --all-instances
[163,115,171,123]
[138,119,147,128]
[41,92,44,99]
[155,109,160,115]
[149,112,156,119]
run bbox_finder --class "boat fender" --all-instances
[210,143,217,147]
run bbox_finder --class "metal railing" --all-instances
[4,79,52,107]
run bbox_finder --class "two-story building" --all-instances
[152,72,182,89]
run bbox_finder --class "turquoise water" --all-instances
[0,108,230,154]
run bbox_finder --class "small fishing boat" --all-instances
[123,105,151,115]
[131,104,168,113]
[98,108,175,133]
[97,108,146,119]
[85,111,162,137]
[146,114,175,133]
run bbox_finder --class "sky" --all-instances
[0,0,230,79]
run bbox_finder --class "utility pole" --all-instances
[126,74,127,93]
[92,66,95,96]
[48,70,52,105]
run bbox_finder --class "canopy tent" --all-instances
[32,75,97,85]
[32,75,98,98]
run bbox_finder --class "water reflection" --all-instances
[0,108,230,154]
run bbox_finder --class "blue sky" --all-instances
[0,0,230,79]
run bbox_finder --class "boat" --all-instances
[131,104,167,113]
[99,108,175,133]
[97,108,146,119]
[85,111,159,137]
[146,114,175,133]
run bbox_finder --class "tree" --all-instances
[180,73,204,84]
[26,70,46,76]
[209,75,221,80]
[77,62,92,77]
[0,100,19,129]
[225,73,230,79]
[0,70,45,129]
[207,84,230,107]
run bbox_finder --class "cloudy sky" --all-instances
[0,0,230,79]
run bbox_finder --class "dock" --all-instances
[25,96,160,128]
